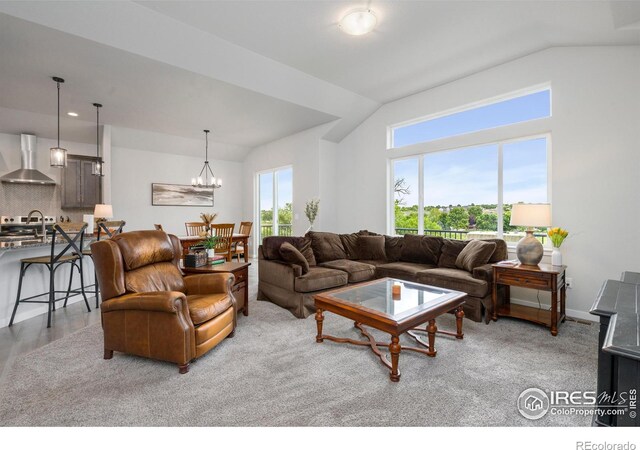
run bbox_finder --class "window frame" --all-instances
[254,164,293,251]
[387,84,552,150]
[388,133,552,247]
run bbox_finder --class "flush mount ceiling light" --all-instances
[67,112,78,117]
[339,9,377,36]
[191,130,222,189]
[50,76,67,168]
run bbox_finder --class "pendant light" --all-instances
[49,77,68,167]
[191,130,222,188]
[92,103,104,176]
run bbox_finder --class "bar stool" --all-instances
[81,220,126,308]
[9,222,91,328]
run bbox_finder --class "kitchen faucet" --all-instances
[26,210,46,239]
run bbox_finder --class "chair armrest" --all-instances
[183,273,234,296]
[472,264,494,284]
[101,291,187,314]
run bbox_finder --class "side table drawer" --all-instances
[496,272,552,289]
[234,269,247,284]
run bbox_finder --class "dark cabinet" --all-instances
[61,155,102,209]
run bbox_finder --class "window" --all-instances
[257,166,293,242]
[391,136,549,244]
[390,89,550,148]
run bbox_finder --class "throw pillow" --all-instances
[307,231,348,263]
[384,235,404,262]
[339,233,361,260]
[438,239,468,269]
[400,234,443,265]
[279,242,310,274]
[455,239,497,272]
[262,236,316,266]
[357,235,386,261]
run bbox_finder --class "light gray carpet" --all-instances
[0,298,598,426]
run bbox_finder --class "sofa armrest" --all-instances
[472,264,494,284]
[184,273,234,296]
[259,258,301,291]
[101,291,187,314]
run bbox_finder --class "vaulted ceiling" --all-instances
[0,1,638,160]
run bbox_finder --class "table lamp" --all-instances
[94,204,113,222]
[510,203,551,266]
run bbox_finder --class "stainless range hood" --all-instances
[0,134,56,185]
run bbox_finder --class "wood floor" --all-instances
[0,258,259,387]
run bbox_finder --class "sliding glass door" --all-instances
[257,166,293,242]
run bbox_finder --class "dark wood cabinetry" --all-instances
[61,155,102,209]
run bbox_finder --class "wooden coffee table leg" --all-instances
[427,319,437,357]
[455,306,464,339]
[389,335,401,382]
[315,308,324,343]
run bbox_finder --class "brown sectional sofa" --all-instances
[257,231,507,323]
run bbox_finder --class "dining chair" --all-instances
[210,223,235,262]
[185,222,207,236]
[233,221,253,262]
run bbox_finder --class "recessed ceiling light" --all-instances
[339,9,377,36]
[67,112,78,117]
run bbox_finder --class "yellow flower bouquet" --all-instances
[547,227,569,248]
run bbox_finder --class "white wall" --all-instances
[111,144,243,236]
[332,46,640,319]
[242,121,337,252]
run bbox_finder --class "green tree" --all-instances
[448,207,470,230]
[260,209,273,224]
[468,205,483,219]
[278,202,292,225]
[476,213,498,231]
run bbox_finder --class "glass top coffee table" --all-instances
[313,278,467,382]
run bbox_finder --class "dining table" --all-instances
[178,233,250,261]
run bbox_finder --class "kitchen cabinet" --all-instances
[61,155,102,209]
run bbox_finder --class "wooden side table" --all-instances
[181,261,251,316]
[491,263,567,336]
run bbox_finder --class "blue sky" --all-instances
[394,90,549,208]
[259,167,293,211]
[395,137,547,207]
[393,89,550,147]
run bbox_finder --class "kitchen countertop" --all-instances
[0,236,95,252]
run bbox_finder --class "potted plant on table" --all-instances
[547,227,569,266]
[202,235,219,261]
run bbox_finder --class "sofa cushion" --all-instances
[376,261,437,282]
[438,239,469,269]
[400,234,443,265]
[416,268,489,298]
[358,236,386,261]
[319,259,376,283]
[483,238,509,263]
[279,242,310,274]
[339,233,361,260]
[186,293,233,325]
[384,236,404,262]
[308,231,347,263]
[455,239,496,272]
[262,236,316,266]
[294,267,348,293]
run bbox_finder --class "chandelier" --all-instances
[192,130,221,188]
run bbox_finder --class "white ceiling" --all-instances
[0,1,639,160]
[139,0,640,103]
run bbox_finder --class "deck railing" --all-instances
[394,228,547,244]
[260,224,292,238]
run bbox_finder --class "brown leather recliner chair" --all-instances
[91,230,236,373]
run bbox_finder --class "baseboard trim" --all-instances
[508,297,598,323]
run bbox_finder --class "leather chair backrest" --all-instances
[91,230,186,301]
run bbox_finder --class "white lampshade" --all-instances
[510,203,551,227]
[94,204,113,219]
